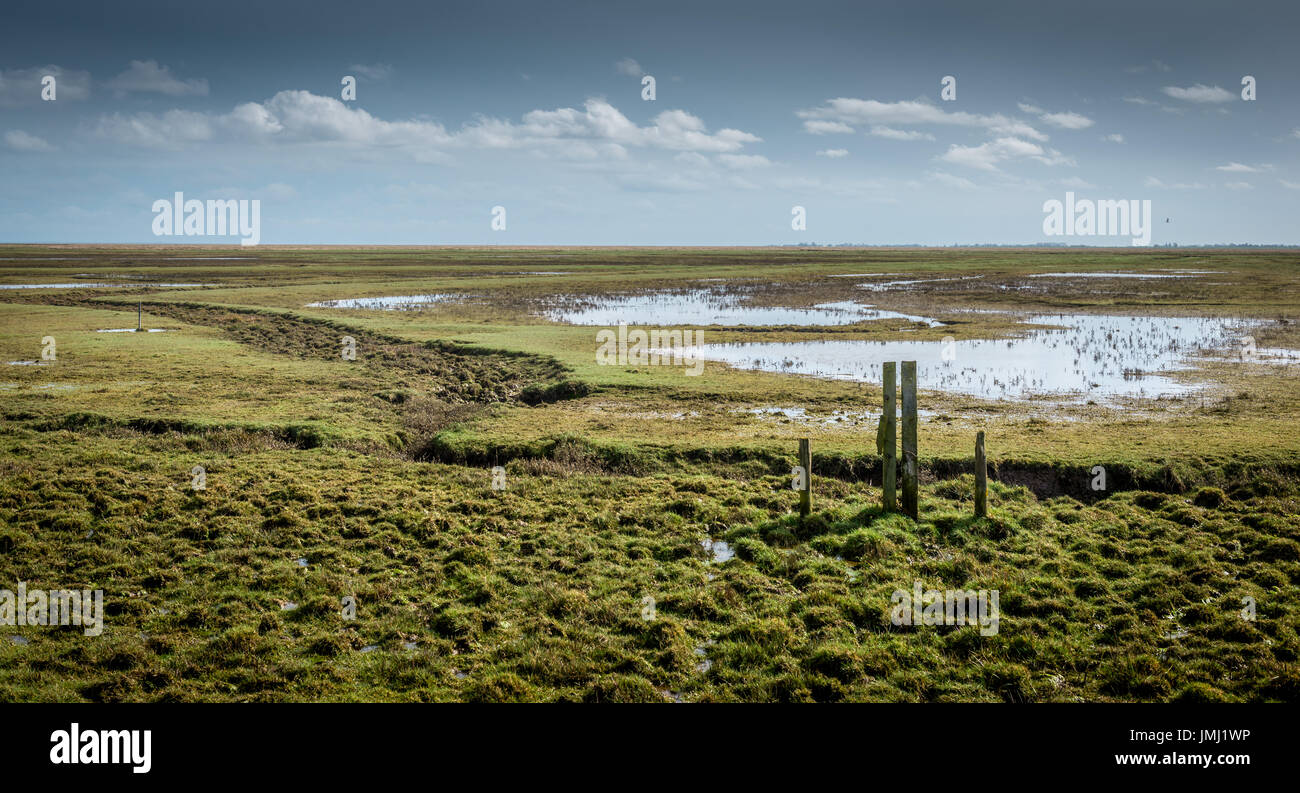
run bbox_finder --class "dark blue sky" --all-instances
[1,0,1296,244]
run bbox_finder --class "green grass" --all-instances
[0,244,1297,701]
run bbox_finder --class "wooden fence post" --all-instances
[880,362,897,512]
[975,430,987,518]
[901,361,918,520]
[798,438,811,517]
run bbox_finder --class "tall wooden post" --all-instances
[975,430,987,518]
[137,301,142,332]
[798,438,811,517]
[881,362,897,512]
[901,361,918,520]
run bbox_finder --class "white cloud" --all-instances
[867,125,934,141]
[4,130,55,152]
[1280,180,1300,189]
[1058,176,1095,189]
[615,172,706,192]
[0,65,91,106]
[350,63,394,81]
[1215,162,1270,173]
[91,92,762,159]
[1144,176,1206,189]
[1123,96,1154,105]
[1162,84,1234,103]
[105,60,208,96]
[94,109,215,148]
[716,153,771,169]
[1223,181,1253,190]
[1129,59,1172,74]
[939,137,1072,172]
[1103,133,1125,143]
[797,97,1048,141]
[1040,111,1094,129]
[1018,101,1093,130]
[804,120,855,135]
[615,58,644,77]
[816,148,848,158]
[927,171,976,190]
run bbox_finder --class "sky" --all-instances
[0,0,1297,246]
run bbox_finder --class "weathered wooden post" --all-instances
[879,362,897,512]
[137,301,142,332]
[975,430,987,518]
[901,361,918,520]
[798,438,812,517]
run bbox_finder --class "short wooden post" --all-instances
[798,438,811,517]
[137,301,142,331]
[880,362,897,512]
[901,361,918,520]
[974,430,987,518]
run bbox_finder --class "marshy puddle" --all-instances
[9,636,29,646]
[305,293,460,309]
[694,640,716,673]
[0,282,203,289]
[695,314,1278,402]
[360,645,379,653]
[701,538,734,563]
[280,602,298,611]
[1028,272,1201,280]
[97,328,167,333]
[859,276,983,291]
[546,289,943,327]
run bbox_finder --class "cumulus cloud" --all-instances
[0,65,91,106]
[927,171,976,190]
[816,148,848,158]
[105,60,208,96]
[1162,84,1234,103]
[797,97,1048,141]
[350,63,394,81]
[1017,101,1093,130]
[1224,181,1253,190]
[1144,176,1206,189]
[615,58,644,77]
[1039,111,1094,129]
[1103,133,1124,143]
[867,125,934,141]
[3,130,55,151]
[1215,162,1270,173]
[939,136,1072,171]
[90,91,761,160]
[94,109,215,148]
[716,153,771,169]
[804,120,854,135]
[1126,59,1172,74]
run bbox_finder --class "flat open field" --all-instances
[2,245,1298,702]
